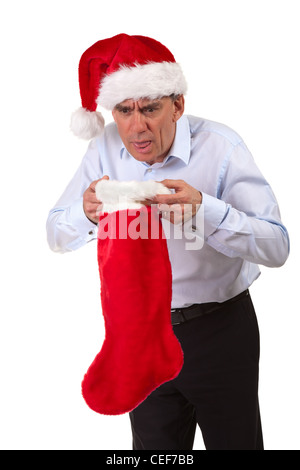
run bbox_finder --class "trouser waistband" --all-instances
[171,290,249,326]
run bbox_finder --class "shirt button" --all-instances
[146,168,152,173]
[89,230,94,235]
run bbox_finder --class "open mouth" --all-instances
[132,141,152,153]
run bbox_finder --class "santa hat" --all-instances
[70,34,187,140]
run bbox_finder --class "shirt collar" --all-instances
[167,115,191,165]
[119,115,191,166]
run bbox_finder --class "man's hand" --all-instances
[152,179,202,225]
[83,175,109,224]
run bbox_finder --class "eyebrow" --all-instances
[115,100,162,112]
[115,103,133,112]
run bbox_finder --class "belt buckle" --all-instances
[171,308,186,326]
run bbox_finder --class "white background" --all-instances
[0,0,299,450]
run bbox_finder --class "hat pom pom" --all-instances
[70,107,105,140]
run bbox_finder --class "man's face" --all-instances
[112,96,184,165]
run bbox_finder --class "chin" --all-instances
[130,151,155,164]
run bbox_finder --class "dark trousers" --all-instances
[130,292,264,450]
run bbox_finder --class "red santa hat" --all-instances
[70,33,187,139]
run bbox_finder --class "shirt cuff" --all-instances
[193,192,228,239]
[68,198,98,239]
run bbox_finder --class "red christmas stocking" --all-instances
[81,180,184,415]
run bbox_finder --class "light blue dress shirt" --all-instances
[47,115,289,307]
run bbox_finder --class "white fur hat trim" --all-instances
[98,62,187,110]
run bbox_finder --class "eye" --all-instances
[115,105,133,115]
[144,107,156,114]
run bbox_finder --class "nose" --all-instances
[130,110,148,134]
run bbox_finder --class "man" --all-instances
[47,34,289,450]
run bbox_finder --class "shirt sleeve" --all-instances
[191,141,290,267]
[46,139,102,253]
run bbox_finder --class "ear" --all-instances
[172,95,185,122]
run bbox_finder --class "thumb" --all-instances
[90,175,110,192]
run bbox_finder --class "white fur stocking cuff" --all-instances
[95,179,171,213]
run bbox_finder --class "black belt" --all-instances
[171,290,249,326]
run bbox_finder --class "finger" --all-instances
[159,179,185,191]
[154,193,183,205]
[141,199,153,206]
[89,181,99,192]
[159,203,184,225]
[95,203,104,216]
